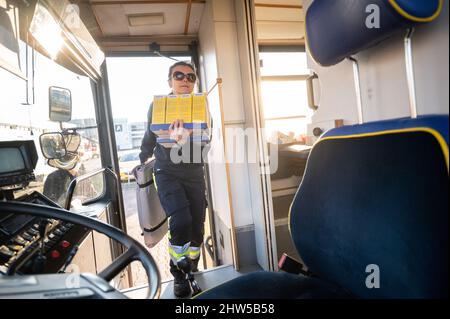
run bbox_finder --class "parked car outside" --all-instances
[118,150,141,182]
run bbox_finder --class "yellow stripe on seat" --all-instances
[288,127,449,245]
[388,0,443,23]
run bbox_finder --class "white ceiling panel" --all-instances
[254,0,302,6]
[256,7,304,21]
[256,21,305,40]
[92,2,205,37]
[253,0,305,43]
[93,4,129,36]
[188,3,204,34]
[124,4,187,36]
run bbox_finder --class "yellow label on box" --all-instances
[179,94,193,122]
[165,94,192,123]
[192,93,209,123]
[152,95,167,124]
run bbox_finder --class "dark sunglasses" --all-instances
[172,71,197,83]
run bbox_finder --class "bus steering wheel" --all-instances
[0,201,161,299]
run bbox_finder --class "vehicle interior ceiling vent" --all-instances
[127,13,165,27]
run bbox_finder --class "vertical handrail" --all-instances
[405,28,418,119]
[348,57,364,124]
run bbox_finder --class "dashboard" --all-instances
[0,140,157,299]
[0,140,90,276]
[0,192,90,276]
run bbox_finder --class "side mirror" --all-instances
[49,86,72,122]
[40,133,67,159]
[47,154,79,171]
[64,133,81,153]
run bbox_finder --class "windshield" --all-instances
[1,41,102,205]
[120,153,140,162]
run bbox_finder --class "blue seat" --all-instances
[198,271,350,299]
[198,115,448,299]
[198,0,447,299]
[306,0,443,66]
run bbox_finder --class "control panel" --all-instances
[0,192,90,275]
[0,173,36,189]
[0,141,92,276]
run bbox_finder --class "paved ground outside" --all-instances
[121,181,213,287]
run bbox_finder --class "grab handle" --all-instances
[306,73,319,111]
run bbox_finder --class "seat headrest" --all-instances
[306,0,443,66]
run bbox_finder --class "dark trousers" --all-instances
[153,168,206,270]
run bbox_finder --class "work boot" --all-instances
[170,261,191,298]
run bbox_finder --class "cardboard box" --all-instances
[150,93,211,148]
[165,94,192,124]
[156,138,178,148]
[152,95,167,124]
[157,136,211,148]
[192,93,209,123]
[150,95,167,135]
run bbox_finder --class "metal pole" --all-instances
[348,57,364,124]
[405,28,418,118]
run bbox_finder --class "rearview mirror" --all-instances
[49,86,72,122]
[64,133,81,153]
[40,133,67,159]
[47,153,80,171]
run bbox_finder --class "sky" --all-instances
[106,56,190,123]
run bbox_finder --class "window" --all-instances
[1,41,102,205]
[120,152,140,162]
[106,56,191,151]
[259,50,312,143]
[0,0,24,79]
